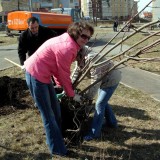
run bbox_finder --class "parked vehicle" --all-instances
[0,22,7,30]
[51,8,80,22]
[83,16,91,20]
[7,11,75,35]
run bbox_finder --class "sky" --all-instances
[137,0,152,12]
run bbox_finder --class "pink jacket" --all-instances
[24,33,80,97]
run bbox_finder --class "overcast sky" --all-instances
[137,0,152,12]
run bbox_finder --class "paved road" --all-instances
[0,44,19,70]
[89,32,160,102]
[0,40,160,102]
[120,66,160,102]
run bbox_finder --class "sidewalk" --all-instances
[120,66,160,102]
[0,44,19,70]
[89,31,160,102]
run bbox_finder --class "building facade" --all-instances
[0,0,138,23]
[0,0,28,22]
[102,0,112,19]
[152,0,160,22]
[51,0,81,8]
[0,0,54,22]
[81,0,137,20]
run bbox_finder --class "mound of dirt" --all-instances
[0,76,91,145]
[0,76,33,115]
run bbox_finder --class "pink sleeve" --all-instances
[54,47,77,97]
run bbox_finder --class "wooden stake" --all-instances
[4,58,21,68]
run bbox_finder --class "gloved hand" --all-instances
[21,65,25,72]
[73,94,82,102]
[54,86,63,94]
[56,93,64,99]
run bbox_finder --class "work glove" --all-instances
[73,94,82,102]
[56,93,65,100]
[21,65,25,72]
[54,85,63,94]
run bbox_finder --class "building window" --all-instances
[70,0,73,3]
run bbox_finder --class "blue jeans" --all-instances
[25,72,67,155]
[86,84,118,139]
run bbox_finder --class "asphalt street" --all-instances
[120,66,160,102]
[0,37,160,102]
[90,41,160,102]
[0,44,19,70]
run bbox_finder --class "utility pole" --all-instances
[91,0,98,26]
[29,0,33,11]
[18,0,20,10]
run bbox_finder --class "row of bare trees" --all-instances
[74,0,160,96]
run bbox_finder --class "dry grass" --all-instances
[0,67,160,160]
[0,32,19,46]
[110,31,160,74]
[125,33,160,74]
[0,25,160,160]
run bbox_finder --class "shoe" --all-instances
[106,123,117,128]
[52,151,67,158]
[52,150,74,159]
[66,150,75,156]
[83,135,94,141]
[103,122,117,129]
[52,154,66,159]
[34,103,38,108]
[102,124,118,133]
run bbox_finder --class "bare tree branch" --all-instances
[73,0,160,96]
[75,20,160,87]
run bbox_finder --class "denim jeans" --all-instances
[25,72,67,155]
[87,84,118,139]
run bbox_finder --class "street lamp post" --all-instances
[29,0,33,11]
[18,0,20,10]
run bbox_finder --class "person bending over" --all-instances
[24,21,94,157]
[72,46,121,141]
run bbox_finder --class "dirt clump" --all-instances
[0,76,33,115]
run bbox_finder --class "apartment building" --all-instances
[81,0,137,20]
[152,0,160,22]
[0,0,81,22]
[102,0,112,19]
[0,0,138,23]
[0,0,55,22]
[111,0,127,19]
[0,0,27,22]
[81,0,90,17]
[1,0,29,12]
[58,0,80,8]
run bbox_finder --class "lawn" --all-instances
[0,66,160,160]
[0,25,160,160]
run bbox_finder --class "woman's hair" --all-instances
[67,21,94,41]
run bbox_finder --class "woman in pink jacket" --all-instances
[24,21,94,157]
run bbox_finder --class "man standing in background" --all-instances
[18,16,57,65]
[113,19,118,32]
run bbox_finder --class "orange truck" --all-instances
[7,11,73,35]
